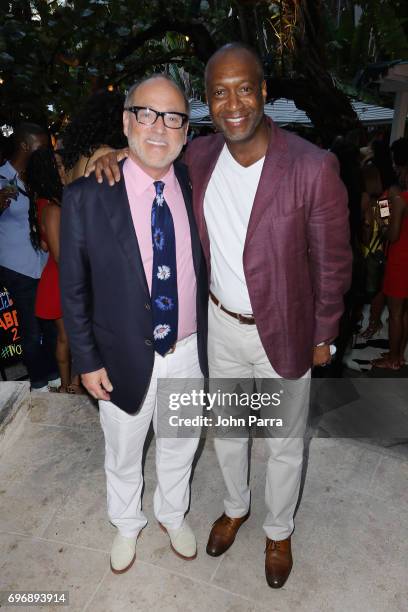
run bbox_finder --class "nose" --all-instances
[225,91,242,113]
[152,114,167,133]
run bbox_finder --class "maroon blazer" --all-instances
[184,118,352,379]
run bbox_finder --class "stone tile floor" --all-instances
[0,391,407,612]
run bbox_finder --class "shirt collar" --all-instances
[0,160,24,186]
[124,156,177,196]
[0,161,15,176]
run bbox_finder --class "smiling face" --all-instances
[123,77,188,179]
[205,48,267,145]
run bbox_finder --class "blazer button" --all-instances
[145,303,151,310]
[145,339,153,346]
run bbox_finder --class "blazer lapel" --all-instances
[174,162,202,279]
[100,161,150,299]
[244,119,289,248]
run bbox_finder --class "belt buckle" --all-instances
[237,313,253,325]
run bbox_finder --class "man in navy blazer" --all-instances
[60,75,208,575]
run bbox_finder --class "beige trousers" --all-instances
[99,334,202,538]
[208,299,310,540]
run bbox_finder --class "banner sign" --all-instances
[0,286,22,363]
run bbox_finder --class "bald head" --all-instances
[205,43,264,89]
[125,75,189,114]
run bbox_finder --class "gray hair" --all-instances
[124,74,190,114]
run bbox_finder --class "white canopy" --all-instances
[189,97,395,127]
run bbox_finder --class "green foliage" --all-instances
[0,0,221,127]
[324,0,408,92]
[0,0,406,131]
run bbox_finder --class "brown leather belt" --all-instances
[210,291,255,325]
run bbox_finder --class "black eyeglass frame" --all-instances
[125,106,189,129]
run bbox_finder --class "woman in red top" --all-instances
[26,148,82,392]
[372,138,408,370]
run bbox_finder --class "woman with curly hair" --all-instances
[62,90,127,182]
[26,148,83,393]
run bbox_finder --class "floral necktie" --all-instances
[151,180,178,355]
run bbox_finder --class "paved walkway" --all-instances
[0,391,407,612]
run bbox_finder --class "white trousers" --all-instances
[208,299,310,541]
[99,334,202,539]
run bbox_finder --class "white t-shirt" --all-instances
[204,144,265,314]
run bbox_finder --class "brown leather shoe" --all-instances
[206,511,250,557]
[265,536,293,588]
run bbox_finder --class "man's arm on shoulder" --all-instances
[59,182,112,400]
[307,152,352,345]
[84,148,129,185]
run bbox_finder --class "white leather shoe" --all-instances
[159,521,197,560]
[110,533,137,574]
[31,385,49,393]
[48,377,61,389]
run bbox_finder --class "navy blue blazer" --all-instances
[60,160,208,414]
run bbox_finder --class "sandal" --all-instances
[380,352,406,366]
[54,385,69,393]
[360,320,383,339]
[371,357,401,370]
[66,383,87,395]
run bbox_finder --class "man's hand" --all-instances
[81,367,113,401]
[84,148,129,185]
[313,344,331,367]
[0,187,17,212]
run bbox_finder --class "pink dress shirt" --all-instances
[123,157,197,341]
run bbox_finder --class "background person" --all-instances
[359,141,396,339]
[62,90,127,183]
[0,123,59,390]
[26,148,84,393]
[372,138,408,369]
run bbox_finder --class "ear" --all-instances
[123,110,129,138]
[183,122,189,146]
[261,80,267,102]
[21,140,30,153]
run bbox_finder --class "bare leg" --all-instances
[54,318,71,390]
[399,300,408,364]
[370,291,386,326]
[372,296,404,369]
[361,291,385,338]
[67,373,86,394]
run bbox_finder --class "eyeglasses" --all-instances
[125,106,188,129]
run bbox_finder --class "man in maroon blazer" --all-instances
[184,43,351,588]
[90,44,352,589]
